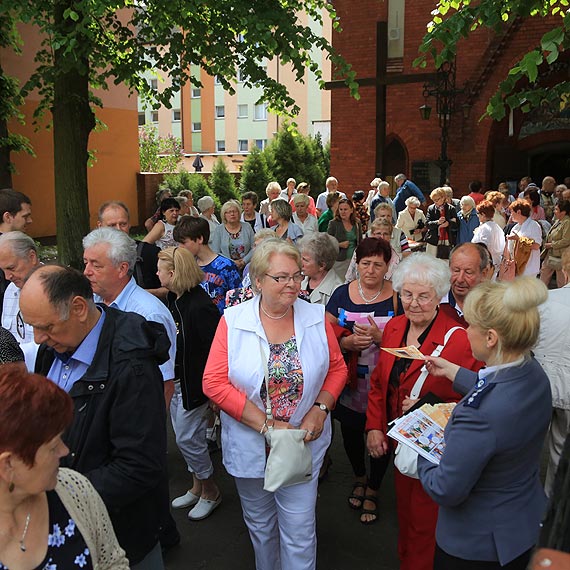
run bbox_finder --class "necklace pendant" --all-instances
[19,541,26,552]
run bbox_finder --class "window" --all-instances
[151,111,159,123]
[138,112,146,126]
[172,109,181,121]
[191,88,201,98]
[216,140,226,152]
[254,103,267,121]
[215,105,225,119]
[238,139,249,152]
[237,104,248,118]
[192,122,202,132]
[150,79,158,91]
[255,139,267,150]
[214,76,222,85]
[237,69,246,82]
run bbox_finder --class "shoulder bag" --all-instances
[259,340,313,492]
[393,326,464,479]
[497,242,516,281]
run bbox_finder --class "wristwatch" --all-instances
[314,402,330,415]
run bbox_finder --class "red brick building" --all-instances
[329,1,570,196]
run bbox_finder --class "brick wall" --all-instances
[330,0,564,196]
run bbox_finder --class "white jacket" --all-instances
[301,269,342,306]
[534,285,570,409]
[221,296,332,478]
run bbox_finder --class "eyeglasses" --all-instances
[400,291,436,306]
[16,311,26,340]
[265,272,304,284]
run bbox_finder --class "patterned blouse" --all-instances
[0,491,92,570]
[260,336,304,421]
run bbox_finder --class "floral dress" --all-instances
[0,491,93,570]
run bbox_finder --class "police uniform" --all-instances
[418,357,551,570]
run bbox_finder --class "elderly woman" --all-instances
[177,190,200,216]
[292,194,318,236]
[241,191,266,233]
[507,199,542,276]
[0,365,128,568]
[420,277,551,570]
[396,196,427,241]
[425,187,457,259]
[540,199,570,288]
[328,198,362,278]
[345,219,401,282]
[457,196,479,244]
[327,237,399,524]
[366,253,480,570]
[143,197,180,249]
[271,199,304,245]
[157,247,222,520]
[197,195,219,244]
[203,239,347,570]
[259,181,282,226]
[145,188,172,231]
[472,199,505,276]
[290,182,317,216]
[211,200,255,272]
[300,233,342,305]
[374,205,411,258]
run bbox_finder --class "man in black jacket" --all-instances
[21,265,169,568]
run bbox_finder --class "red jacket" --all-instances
[365,309,482,434]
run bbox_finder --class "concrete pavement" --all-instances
[163,422,401,570]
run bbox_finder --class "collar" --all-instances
[479,356,525,380]
[54,308,105,366]
[99,276,138,309]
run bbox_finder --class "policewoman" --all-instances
[419,276,552,570]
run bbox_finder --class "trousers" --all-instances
[234,472,320,570]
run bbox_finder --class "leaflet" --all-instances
[381,345,425,360]
[387,409,447,465]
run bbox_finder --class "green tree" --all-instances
[2,0,357,267]
[138,126,182,173]
[209,158,240,205]
[415,1,570,120]
[239,146,273,203]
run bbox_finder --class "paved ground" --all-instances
[163,421,401,570]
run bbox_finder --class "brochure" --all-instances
[381,345,425,360]
[387,403,456,465]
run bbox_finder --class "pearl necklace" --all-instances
[357,279,384,304]
[260,303,290,320]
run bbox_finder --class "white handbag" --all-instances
[259,340,313,492]
[393,326,464,479]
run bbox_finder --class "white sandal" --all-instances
[187,495,222,520]
[171,490,200,509]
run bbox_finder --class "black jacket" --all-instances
[35,305,169,565]
[425,203,458,246]
[167,287,220,410]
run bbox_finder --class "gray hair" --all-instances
[405,196,421,207]
[249,238,301,294]
[392,252,451,298]
[197,196,214,212]
[395,173,407,183]
[299,233,339,271]
[0,231,38,259]
[292,193,310,207]
[220,199,242,221]
[460,195,476,209]
[82,227,137,275]
[271,198,292,221]
[378,181,390,191]
[175,196,188,207]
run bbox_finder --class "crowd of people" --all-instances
[0,171,569,570]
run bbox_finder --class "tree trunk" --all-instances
[0,116,13,189]
[52,1,94,268]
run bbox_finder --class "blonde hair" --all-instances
[265,181,282,197]
[373,202,394,218]
[430,187,447,201]
[292,193,310,207]
[249,238,301,293]
[220,199,242,222]
[158,247,204,296]
[463,277,548,360]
